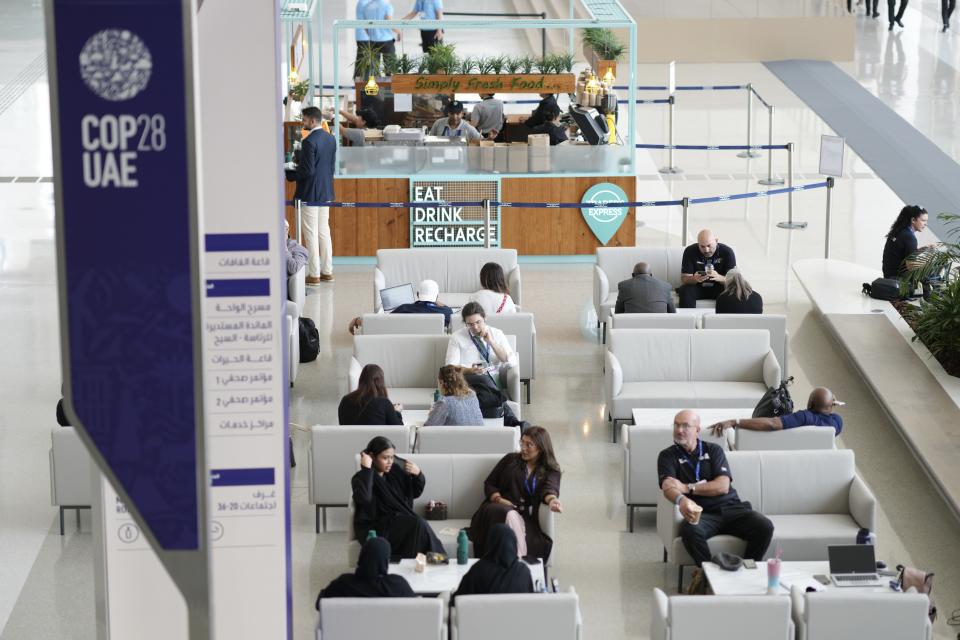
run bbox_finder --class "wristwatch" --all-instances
[687,483,696,495]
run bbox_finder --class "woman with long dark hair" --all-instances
[338,364,404,425]
[882,205,928,279]
[470,262,517,316]
[468,426,562,561]
[351,436,445,560]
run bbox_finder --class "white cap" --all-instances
[417,279,439,302]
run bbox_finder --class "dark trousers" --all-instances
[888,0,908,24]
[680,503,774,567]
[944,0,957,24]
[419,29,440,53]
[866,0,879,14]
[678,283,721,308]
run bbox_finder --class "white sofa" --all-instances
[346,453,558,566]
[308,425,412,532]
[49,427,93,535]
[658,450,877,589]
[734,426,836,451]
[651,588,794,640]
[791,587,932,640]
[375,248,521,312]
[609,313,697,331]
[350,334,521,409]
[701,313,789,378]
[362,313,447,335]
[316,597,446,640]
[605,328,780,441]
[621,424,729,532]
[451,312,537,403]
[452,591,582,640]
[414,426,520,454]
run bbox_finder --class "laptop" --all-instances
[828,544,885,587]
[379,283,415,312]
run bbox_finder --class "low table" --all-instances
[389,557,546,595]
[403,409,504,428]
[631,408,755,448]
[703,561,894,596]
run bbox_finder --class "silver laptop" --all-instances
[379,283,415,312]
[828,544,885,587]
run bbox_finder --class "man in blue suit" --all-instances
[289,107,336,283]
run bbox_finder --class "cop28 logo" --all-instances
[79,30,153,101]
[581,183,629,245]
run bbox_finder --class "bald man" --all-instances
[658,410,774,575]
[614,261,676,314]
[678,229,737,308]
[709,387,844,437]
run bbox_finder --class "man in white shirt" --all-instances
[445,301,518,370]
[429,101,482,141]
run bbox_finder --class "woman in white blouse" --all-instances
[469,262,517,316]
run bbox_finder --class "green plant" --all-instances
[425,42,458,73]
[581,27,626,61]
[488,55,506,74]
[288,79,310,102]
[504,56,522,74]
[476,56,496,75]
[457,55,477,74]
[535,55,555,74]
[382,54,400,77]
[900,213,960,374]
[553,52,575,73]
[353,42,381,78]
[518,55,536,74]
[395,54,418,75]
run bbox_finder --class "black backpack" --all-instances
[298,317,319,363]
[862,278,901,301]
[753,376,794,418]
[463,372,507,418]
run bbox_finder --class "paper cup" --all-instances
[688,503,703,525]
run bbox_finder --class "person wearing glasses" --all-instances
[468,427,563,561]
[658,410,774,592]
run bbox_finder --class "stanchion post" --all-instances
[659,95,682,174]
[776,143,807,229]
[681,197,689,246]
[737,84,761,159]
[295,198,303,244]
[758,105,785,185]
[483,199,492,248]
[824,177,834,258]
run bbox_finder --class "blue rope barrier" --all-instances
[612,84,748,92]
[618,98,671,105]
[286,181,826,209]
[636,143,789,151]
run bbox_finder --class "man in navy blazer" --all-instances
[289,106,336,283]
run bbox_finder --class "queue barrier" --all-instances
[287,179,830,251]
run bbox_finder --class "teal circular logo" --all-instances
[582,183,628,223]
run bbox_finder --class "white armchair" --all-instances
[791,586,932,640]
[316,597,446,640]
[702,313,789,378]
[49,427,93,535]
[452,590,582,640]
[651,588,793,640]
[414,425,520,454]
[361,313,446,335]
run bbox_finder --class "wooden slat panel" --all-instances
[328,178,410,256]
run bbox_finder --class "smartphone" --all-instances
[551,578,560,593]
[743,559,757,569]
[813,574,831,586]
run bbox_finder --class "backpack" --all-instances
[463,372,507,418]
[752,376,794,418]
[862,278,902,301]
[298,317,319,363]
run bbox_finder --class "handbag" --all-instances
[897,565,937,622]
[425,500,448,521]
[752,376,795,418]
[862,277,902,301]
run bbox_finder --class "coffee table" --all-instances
[389,557,546,595]
[702,561,895,596]
[631,407,755,429]
[403,409,504,428]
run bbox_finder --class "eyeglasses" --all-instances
[519,441,538,450]
[674,423,697,430]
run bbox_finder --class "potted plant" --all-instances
[582,28,625,80]
[288,79,310,103]
[425,42,458,74]
[899,213,960,376]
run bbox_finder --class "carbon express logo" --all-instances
[586,188,625,223]
[79,30,153,101]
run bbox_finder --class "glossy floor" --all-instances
[4,1,960,638]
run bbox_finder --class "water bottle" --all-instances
[457,529,469,565]
[434,389,441,403]
[366,529,377,541]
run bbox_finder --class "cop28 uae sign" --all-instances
[47,0,205,554]
[581,182,629,245]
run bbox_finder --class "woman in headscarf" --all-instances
[469,426,563,561]
[352,436,445,560]
[315,537,415,607]
[452,524,533,604]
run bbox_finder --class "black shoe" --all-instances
[944,23,950,32]
[888,22,894,30]
[896,18,904,27]
[872,11,879,17]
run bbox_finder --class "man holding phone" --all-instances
[678,229,736,308]
[445,301,517,374]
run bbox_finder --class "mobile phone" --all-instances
[551,578,560,593]
[743,559,757,569]
[813,574,830,586]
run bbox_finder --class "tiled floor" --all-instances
[4,1,960,638]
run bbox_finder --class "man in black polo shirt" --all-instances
[658,410,774,569]
[709,387,844,437]
[678,229,736,308]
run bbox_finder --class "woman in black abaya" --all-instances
[452,524,533,604]
[316,537,415,607]
[351,436,444,560]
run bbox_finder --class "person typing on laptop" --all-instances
[348,279,452,334]
[658,410,775,589]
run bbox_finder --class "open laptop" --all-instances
[379,283,415,312]
[828,544,885,587]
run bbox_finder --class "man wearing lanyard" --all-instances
[657,410,774,587]
[401,0,444,52]
[428,101,482,141]
[445,301,517,373]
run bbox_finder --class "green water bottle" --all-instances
[434,389,441,403]
[457,529,469,565]
[366,529,377,541]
